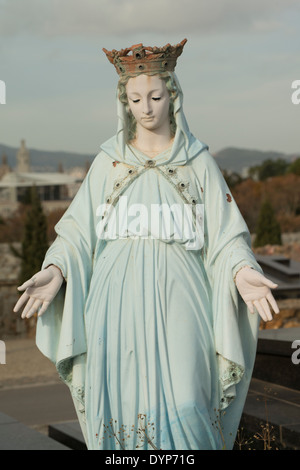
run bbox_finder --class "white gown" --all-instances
[36,73,262,450]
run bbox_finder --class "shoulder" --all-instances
[87,149,116,176]
[190,145,222,174]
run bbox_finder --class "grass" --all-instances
[234,385,281,450]
[100,414,159,450]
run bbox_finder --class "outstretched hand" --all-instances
[235,266,280,322]
[13,265,64,319]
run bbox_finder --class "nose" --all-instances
[142,99,152,115]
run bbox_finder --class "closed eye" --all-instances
[132,99,140,103]
[152,97,161,101]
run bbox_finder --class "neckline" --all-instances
[128,142,173,160]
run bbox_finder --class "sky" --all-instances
[0,0,299,157]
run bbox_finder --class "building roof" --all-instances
[0,171,80,188]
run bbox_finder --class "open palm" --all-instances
[13,266,63,319]
[235,267,280,322]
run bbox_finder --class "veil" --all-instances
[100,72,208,167]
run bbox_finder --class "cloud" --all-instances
[0,0,298,38]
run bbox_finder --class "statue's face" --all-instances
[126,74,170,133]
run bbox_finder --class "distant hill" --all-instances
[0,142,93,172]
[214,147,299,174]
[0,142,299,174]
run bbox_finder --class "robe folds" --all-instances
[36,71,262,450]
[36,140,262,450]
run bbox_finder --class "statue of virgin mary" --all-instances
[17,39,279,450]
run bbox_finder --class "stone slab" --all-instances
[48,420,86,450]
[240,379,300,450]
[0,412,70,450]
[254,328,300,389]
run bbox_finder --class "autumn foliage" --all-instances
[232,174,300,234]
[0,205,66,243]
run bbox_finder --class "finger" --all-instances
[26,299,43,318]
[266,292,280,314]
[261,277,278,289]
[17,279,35,291]
[38,301,50,317]
[260,297,273,322]
[246,301,255,314]
[13,292,30,312]
[253,300,268,322]
[21,297,36,319]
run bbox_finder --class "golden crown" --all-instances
[103,38,187,77]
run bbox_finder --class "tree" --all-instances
[232,178,263,233]
[259,159,289,181]
[264,174,300,216]
[253,199,282,248]
[287,158,300,176]
[12,185,49,286]
[248,159,289,181]
[222,169,244,189]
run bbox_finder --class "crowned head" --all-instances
[103,39,187,142]
[103,39,187,78]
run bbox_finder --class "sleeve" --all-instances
[35,152,110,439]
[196,149,263,448]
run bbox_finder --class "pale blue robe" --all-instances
[36,73,262,450]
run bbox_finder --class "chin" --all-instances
[141,122,157,130]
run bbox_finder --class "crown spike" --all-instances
[103,39,187,77]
